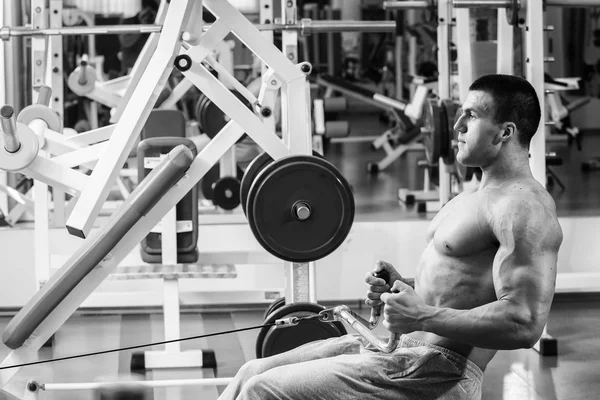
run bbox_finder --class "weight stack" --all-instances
[137,138,199,264]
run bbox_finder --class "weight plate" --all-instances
[422,98,442,164]
[255,303,347,359]
[241,151,324,216]
[194,93,207,129]
[506,0,520,26]
[263,297,286,321]
[438,102,450,163]
[240,152,274,216]
[211,176,241,210]
[441,100,459,166]
[246,155,354,263]
[201,164,244,200]
[429,163,440,188]
[200,91,249,143]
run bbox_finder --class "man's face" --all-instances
[453,90,502,167]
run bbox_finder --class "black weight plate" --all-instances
[438,101,450,163]
[255,303,346,359]
[240,152,274,216]
[201,164,220,200]
[241,151,324,216]
[263,297,286,321]
[212,176,241,210]
[506,0,520,26]
[441,99,459,166]
[429,164,440,187]
[201,91,249,143]
[201,164,244,200]
[195,93,207,128]
[247,155,354,263]
[422,98,442,164]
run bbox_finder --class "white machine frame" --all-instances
[0,0,319,398]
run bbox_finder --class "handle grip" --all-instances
[373,269,391,286]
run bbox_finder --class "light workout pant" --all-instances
[218,334,483,400]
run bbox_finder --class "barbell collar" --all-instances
[1,106,21,153]
[293,201,312,221]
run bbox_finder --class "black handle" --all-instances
[374,269,391,286]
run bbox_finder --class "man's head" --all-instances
[453,74,541,167]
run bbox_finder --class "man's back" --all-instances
[410,177,562,371]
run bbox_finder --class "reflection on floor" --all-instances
[323,111,600,221]
[0,297,598,400]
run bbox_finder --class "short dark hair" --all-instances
[469,74,541,148]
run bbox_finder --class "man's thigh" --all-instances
[240,352,393,400]
[240,345,479,400]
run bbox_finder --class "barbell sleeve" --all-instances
[78,61,89,86]
[382,1,431,9]
[2,24,162,39]
[301,19,397,33]
[452,0,514,8]
[1,19,403,41]
[1,106,21,153]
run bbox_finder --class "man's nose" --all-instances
[453,119,466,133]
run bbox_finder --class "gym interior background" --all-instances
[0,0,599,399]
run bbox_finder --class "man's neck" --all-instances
[479,150,533,189]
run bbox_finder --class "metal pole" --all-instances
[302,20,397,33]
[41,378,235,391]
[452,0,513,7]
[0,105,20,153]
[546,0,600,6]
[383,1,430,9]
[1,19,403,40]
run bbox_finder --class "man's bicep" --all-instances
[491,208,561,322]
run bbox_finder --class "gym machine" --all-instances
[314,74,429,173]
[0,1,416,398]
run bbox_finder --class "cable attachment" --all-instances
[275,317,300,328]
[275,313,326,328]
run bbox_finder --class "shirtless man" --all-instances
[218,74,563,400]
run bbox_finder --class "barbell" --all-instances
[384,0,600,26]
[0,19,400,42]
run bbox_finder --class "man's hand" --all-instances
[364,260,412,307]
[381,280,430,334]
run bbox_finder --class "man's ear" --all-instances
[500,122,516,142]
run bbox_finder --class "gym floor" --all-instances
[1,114,598,400]
[0,296,598,400]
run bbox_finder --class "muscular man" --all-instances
[219,74,563,400]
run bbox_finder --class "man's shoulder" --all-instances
[487,178,555,215]
[485,180,562,245]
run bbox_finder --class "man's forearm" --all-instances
[422,300,540,350]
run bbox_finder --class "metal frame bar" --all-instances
[65,0,196,238]
[525,0,548,185]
